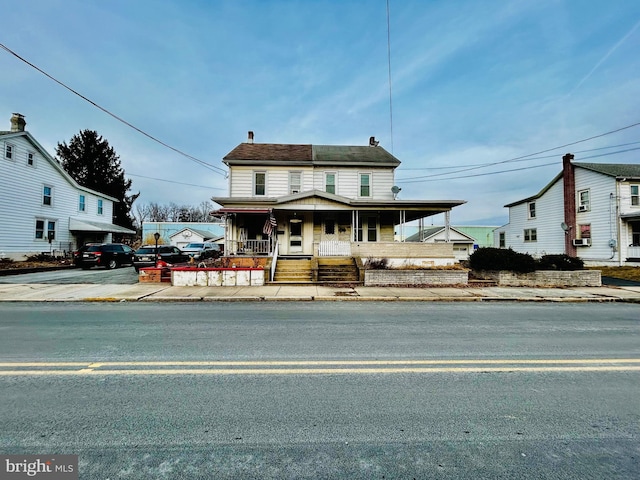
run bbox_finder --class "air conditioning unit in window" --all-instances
[578,205,588,212]
[573,238,591,246]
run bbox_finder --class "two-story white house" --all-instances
[212,132,465,278]
[0,113,135,260]
[495,153,640,265]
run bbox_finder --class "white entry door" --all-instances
[289,219,303,253]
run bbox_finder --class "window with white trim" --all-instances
[499,232,505,248]
[631,185,639,206]
[27,152,35,166]
[359,173,371,197]
[325,172,336,194]
[47,221,56,241]
[35,220,45,239]
[79,195,86,212]
[524,228,537,242]
[578,189,590,212]
[43,186,52,206]
[254,171,266,196]
[289,171,301,194]
[528,202,536,219]
[97,199,104,215]
[4,143,14,160]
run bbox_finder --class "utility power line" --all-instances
[128,173,226,190]
[0,43,227,176]
[397,121,640,182]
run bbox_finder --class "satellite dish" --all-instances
[560,222,569,232]
[391,186,401,199]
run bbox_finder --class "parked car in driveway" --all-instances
[78,243,135,269]
[181,242,221,260]
[72,243,100,267]
[133,245,190,272]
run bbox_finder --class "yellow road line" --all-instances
[0,366,639,376]
[2,358,640,368]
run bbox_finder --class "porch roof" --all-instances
[211,190,465,222]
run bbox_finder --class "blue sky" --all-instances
[1,0,639,226]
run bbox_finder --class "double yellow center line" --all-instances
[0,359,639,376]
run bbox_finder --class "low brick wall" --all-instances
[364,269,468,286]
[171,268,265,287]
[477,270,601,287]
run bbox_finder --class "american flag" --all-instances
[263,213,277,236]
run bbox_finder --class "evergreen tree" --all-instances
[56,130,137,230]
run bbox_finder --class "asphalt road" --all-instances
[0,265,139,284]
[1,302,639,479]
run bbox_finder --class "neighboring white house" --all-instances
[406,226,476,262]
[0,113,135,260]
[495,153,640,265]
[141,222,225,248]
[211,132,465,265]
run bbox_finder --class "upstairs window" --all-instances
[43,186,52,206]
[359,173,371,197]
[325,172,336,194]
[27,152,35,166]
[499,232,506,248]
[524,228,537,242]
[254,172,266,196]
[580,224,591,239]
[79,195,86,212]
[528,202,536,219]
[97,199,104,215]
[578,189,590,212]
[631,185,639,206]
[289,171,301,195]
[5,143,14,160]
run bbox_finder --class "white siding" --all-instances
[229,164,395,200]
[1,134,115,258]
[502,179,565,256]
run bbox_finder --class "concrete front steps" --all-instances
[272,258,313,283]
[317,257,360,284]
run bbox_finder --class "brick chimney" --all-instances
[10,113,26,132]
[562,153,577,257]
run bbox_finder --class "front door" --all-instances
[289,219,303,253]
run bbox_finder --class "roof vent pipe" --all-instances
[369,136,379,147]
[248,131,254,144]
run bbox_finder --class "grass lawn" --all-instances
[588,266,640,282]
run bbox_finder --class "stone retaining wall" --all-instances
[477,270,601,287]
[364,269,468,286]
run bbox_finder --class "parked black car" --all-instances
[133,245,190,272]
[72,243,100,267]
[78,243,135,269]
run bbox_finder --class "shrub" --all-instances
[537,254,584,271]
[468,247,536,273]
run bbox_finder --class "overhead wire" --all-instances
[397,121,640,182]
[0,42,227,176]
[128,173,226,190]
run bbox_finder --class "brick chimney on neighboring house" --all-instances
[562,153,577,257]
[10,113,26,132]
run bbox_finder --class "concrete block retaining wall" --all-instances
[364,269,468,286]
[171,268,265,287]
[477,270,601,287]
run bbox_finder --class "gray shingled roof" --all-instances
[575,162,640,178]
[223,142,400,167]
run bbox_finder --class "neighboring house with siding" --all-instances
[406,225,497,261]
[495,153,640,265]
[141,222,225,248]
[211,132,465,268]
[0,113,134,260]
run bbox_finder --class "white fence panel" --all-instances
[319,241,351,256]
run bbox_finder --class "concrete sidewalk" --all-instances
[1,282,640,302]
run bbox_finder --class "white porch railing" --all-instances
[228,239,271,255]
[318,240,351,256]
[627,246,640,259]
